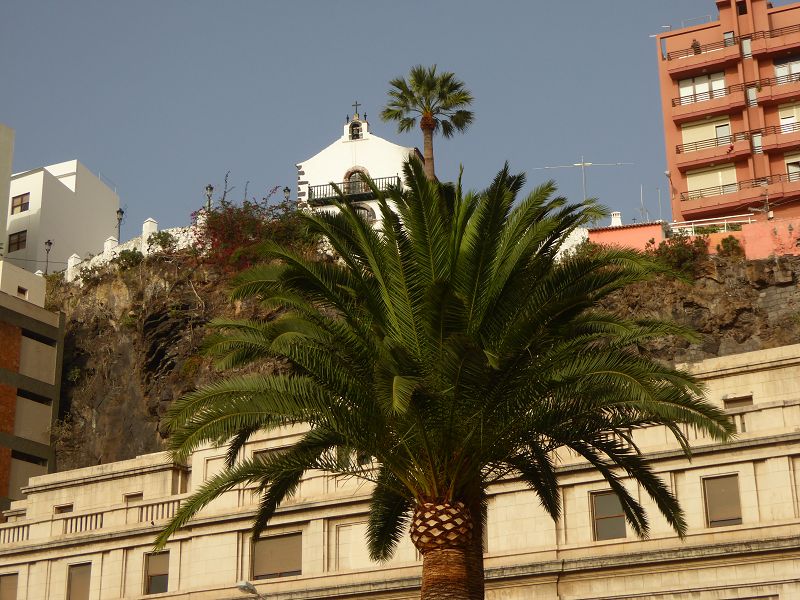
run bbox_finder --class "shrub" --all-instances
[194,198,316,270]
[646,233,709,277]
[116,248,144,270]
[716,235,745,259]
[148,230,178,254]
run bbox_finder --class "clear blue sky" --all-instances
[2,1,793,238]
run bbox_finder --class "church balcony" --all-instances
[307,175,401,206]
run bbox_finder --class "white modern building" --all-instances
[296,110,421,224]
[6,159,120,273]
[0,125,14,245]
[0,344,799,599]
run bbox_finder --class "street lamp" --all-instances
[44,239,53,275]
[116,208,124,241]
[205,184,214,211]
[283,186,290,203]
[236,580,266,599]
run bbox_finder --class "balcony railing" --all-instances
[671,84,745,107]
[667,37,739,61]
[681,173,800,201]
[764,122,800,136]
[756,72,800,88]
[676,132,752,154]
[307,176,400,204]
[751,23,800,41]
[62,511,103,535]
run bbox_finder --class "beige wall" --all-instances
[0,260,46,307]
[13,396,51,445]
[18,336,56,384]
[1,345,800,599]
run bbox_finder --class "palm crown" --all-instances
[382,65,474,179]
[157,160,733,599]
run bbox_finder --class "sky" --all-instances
[2,1,795,239]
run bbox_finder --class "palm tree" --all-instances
[156,159,734,600]
[381,64,474,180]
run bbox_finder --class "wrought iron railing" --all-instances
[751,23,800,41]
[667,37,739,60]
[676,131,752,154]
[667,23,800,62]
[680,173,800,201]
[307,176,400,204]
[672,83,745,107]
[764,121,800,136]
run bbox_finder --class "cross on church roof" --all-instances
[352,100,361,118]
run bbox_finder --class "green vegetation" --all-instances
[156,160,733,599]
[716,235,745,259]
[646,233,710,277]
[382,65,474,180]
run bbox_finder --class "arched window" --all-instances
[349,122,362,140]
[354,204,376,223]
[345,169,368,195]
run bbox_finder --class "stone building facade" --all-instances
[0,344,799,599]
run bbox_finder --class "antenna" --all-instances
[531,156,634,201]
[639,185,651,222]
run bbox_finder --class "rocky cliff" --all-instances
[47,253,800,471]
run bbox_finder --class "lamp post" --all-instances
[283,186,290,203]
[116,208,124,241]
[44,239,53,275]
[236,581,267,599]
[205,184,214,211]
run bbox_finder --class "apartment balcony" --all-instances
[755,74,800,106]
[671,86,747,124]
[675,133,752,172]
[679,173,800,219]
[665,40,742,79]
[307,175,400,206]
[761,123,800,154]
[751,24,800,57]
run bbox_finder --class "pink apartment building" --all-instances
[658,0,800,222]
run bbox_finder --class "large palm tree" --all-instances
[156,159,733,600]
[381,64,474,180]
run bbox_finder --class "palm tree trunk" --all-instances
[464,498,485,600]
[411,501,475,600]
[421,118,436,180]
[421,548,470,600]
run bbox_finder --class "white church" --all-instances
[295,105,422,225]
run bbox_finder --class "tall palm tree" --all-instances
[156,159,733,600]
[381,65,474,180]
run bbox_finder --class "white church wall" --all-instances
[297,119,415,206]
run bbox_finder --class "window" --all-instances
[0,573,18,600]
[703,474,742,527]
[10,194,29,215]
[724,31,735,47]
[591,491,626,541]
[724,394,753,410]
[737,1,747,15]
[345,170,367,195]
[144,552,169,595]
[787,160,800,182]
[679,72,725,104]
[67,563,91,600]
[746,86,758,106]
[54,503,74,514]
[7,231,26,253]
[349,121,362,140]
[252,533,302,579]
[715,123,731,145]
[16,286,27,300]
[124,492,144,505]
[775,56,800,84]
[741,37,752,58]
